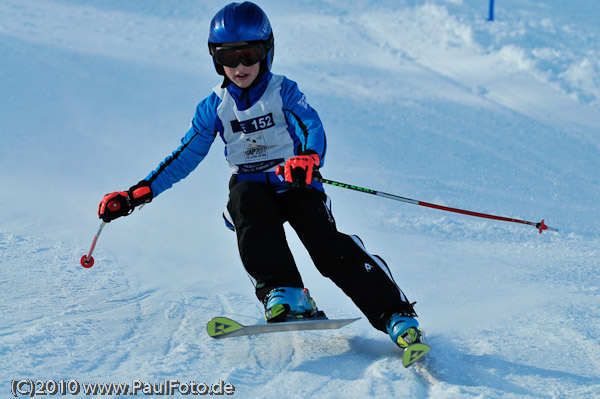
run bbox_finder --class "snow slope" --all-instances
[1,0,599,398]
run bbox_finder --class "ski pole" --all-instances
[318,176,557,234]
[80,221,107,268]
[275,165,556,234]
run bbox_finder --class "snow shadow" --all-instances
[290,335,408,381]
[421,335,600,398]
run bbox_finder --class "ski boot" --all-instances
[264,287,325,323]
[386,313,424,348]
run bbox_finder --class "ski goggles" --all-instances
[211,43,267,68]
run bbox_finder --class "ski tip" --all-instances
[402,343,431,368]
[206,317,244,339]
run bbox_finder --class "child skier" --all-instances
[97,1,423,350]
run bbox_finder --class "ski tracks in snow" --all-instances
[201,294,433,398]
[0,230,158,382]
[6,229,597,397]
[0,230,209,387]
[0,230,425,397]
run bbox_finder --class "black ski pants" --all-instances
[226,178,416,332]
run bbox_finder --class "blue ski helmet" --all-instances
[208,2,274,76]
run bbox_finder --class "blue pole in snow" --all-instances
[488,0,495,21]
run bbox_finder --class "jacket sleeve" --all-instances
[281,77,327,166]
[145,92,222,198]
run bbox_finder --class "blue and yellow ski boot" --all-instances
[386,313,423,348]
[387,313,430,367]
[264,287,325,323]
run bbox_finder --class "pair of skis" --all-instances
[206,316,430,368]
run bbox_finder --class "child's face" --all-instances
[223,62,260,89]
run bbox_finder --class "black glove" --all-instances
[97,180,153,222]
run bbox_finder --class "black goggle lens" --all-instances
[213,44,266,68]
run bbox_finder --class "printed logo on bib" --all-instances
[231,113,274,134]
[238,159,284,173]
[244,133,268,160]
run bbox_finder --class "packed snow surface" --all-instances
[1,1,599,398]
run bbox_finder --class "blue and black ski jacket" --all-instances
[144,72,327,197]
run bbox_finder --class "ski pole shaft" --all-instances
[274,166,557,233]
[80,221,107,268]
[317,177,557,234]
